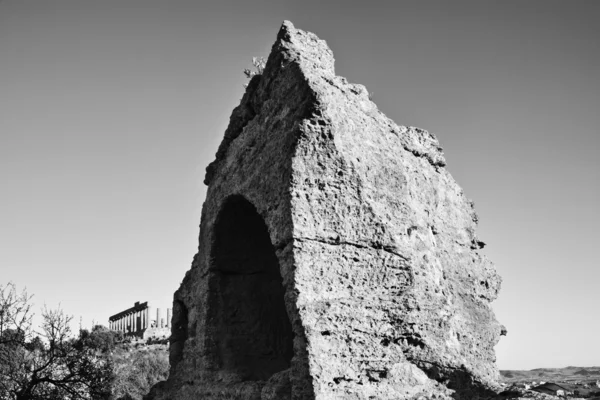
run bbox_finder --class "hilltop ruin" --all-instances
[147,21,503,400]
[109,301,171,340]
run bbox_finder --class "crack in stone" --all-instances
[290,237,410,260]
[402,145,446,168]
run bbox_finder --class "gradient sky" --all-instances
[1,0,598,370]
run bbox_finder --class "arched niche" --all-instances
[208,195,293,381]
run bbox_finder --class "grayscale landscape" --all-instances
[1,1,598,399]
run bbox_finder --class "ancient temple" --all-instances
[109,301,171,338]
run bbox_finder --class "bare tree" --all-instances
[0,283,33,346]
[0,283,112,400]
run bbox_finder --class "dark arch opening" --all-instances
[209,195,293,381]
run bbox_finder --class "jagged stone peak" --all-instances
[275,20,446,169]
[205,20,445,186]
[151,21,501,400]
[274,20,336,75]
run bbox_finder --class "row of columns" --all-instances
[109,306,172,334]
[109,308,149,333]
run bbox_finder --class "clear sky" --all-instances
[1,0,598,370]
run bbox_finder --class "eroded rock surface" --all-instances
[146,21,503,400]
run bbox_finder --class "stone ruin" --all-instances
[147,21,504,400]
[109,301,172,339]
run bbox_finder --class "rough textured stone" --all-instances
[146,21,503,400]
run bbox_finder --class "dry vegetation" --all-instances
[0,282,169,400]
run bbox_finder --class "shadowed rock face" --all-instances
[209,195,294,382]
[146,21,503,400]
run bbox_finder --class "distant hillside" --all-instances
[500,366,600,384]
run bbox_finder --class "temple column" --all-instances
[134,311,138,332]
[167,308,172,328]
[157,308,161,328]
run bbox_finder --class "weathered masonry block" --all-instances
[147,21,503,400]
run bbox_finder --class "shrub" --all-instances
[111,347,169,400]
[243,56,266,88]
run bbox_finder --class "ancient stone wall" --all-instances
[147,21,503,400]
